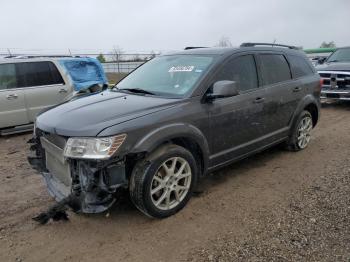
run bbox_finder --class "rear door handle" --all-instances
[6,94,18,100]
[293,87,302,92]
[59,88,68,93]
[253,97,265,104]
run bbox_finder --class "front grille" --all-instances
[40,137,72,188]
[319,71,350,90]
[43,133,67,150]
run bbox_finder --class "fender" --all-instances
[288,94,321,132]
[130,123,210,171]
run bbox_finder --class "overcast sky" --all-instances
[0,0,349,55]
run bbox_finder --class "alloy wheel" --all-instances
[297,116,312,149]
[150,157,192,210]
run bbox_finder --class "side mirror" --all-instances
[318,57,326,64]
[206,80,239,100]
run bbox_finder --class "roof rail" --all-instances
[4,55,82,59]
[240,42,299,50]
[184,47,207,50]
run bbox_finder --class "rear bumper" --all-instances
[28,133,127,213]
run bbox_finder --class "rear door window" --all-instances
[16,61,64,88]
[215,55,258,92]
[288,55,314,78]
[259,54,291,85]
[0,63,17,90]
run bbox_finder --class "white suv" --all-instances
[0,57,107,135]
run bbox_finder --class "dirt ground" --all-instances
[106,72,128,85]
[0,102,349,262]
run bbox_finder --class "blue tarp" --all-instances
[59,58,108,91]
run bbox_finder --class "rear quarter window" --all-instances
[288,55,315,78]
[259,54,291,85]
[16,61,64,88]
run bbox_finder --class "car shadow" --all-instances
[106,144,285,218]
[321,100,350,110]
[195,145,283,194]
[0,130,32,140]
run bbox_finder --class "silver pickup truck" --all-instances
[0,57,107,135]
[316,47,350,101]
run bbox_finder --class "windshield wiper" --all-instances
[327,60,339,63]
[119,88,156,95]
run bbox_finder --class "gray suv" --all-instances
[28,43,321,218]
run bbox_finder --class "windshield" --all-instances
[326,48,350,62]
[116,55,214,97]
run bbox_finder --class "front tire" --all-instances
[286,110,313,151]
[129,144,198,218]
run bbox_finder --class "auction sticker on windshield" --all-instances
[168,66,194,72]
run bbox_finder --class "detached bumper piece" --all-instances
[28,132,127,216]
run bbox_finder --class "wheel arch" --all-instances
[289,95,320,131]
[304,103,319,127]
[128,123,210,177]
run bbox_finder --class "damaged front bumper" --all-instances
[28,131,128,213]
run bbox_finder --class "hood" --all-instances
[316,62,350,72]
[36,90,180,137]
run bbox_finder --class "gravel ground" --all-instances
[0,102,349,262]
[188,161,350,262]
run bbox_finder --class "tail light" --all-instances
[316,78,324,92]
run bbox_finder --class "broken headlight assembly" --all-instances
[63,134,127,159]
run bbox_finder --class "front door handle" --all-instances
[59,88,68,93]
[293,87,302,92]
[253,97,265,104]
[6,94,18,100]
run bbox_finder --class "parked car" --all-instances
[28,43,321,218]
[316,46,350,101]
[0,57,107,135]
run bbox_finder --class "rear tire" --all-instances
[286,110,313,151]
[129,144,198,218]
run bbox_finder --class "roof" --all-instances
[166,47,239,56]
[335,46,350,50]
[0,56,87,64]
[166,46,304,57]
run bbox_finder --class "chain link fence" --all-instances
[0,51,158,73]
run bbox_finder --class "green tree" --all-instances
[96,53,106,63]
[320,41,336,48]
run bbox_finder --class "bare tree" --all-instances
[150,50,156,59]
[216,36,233,47]
[110,46,124,72]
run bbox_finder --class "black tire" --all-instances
[129,144,198,218]
[286,110,313,151]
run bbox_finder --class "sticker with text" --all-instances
[168,66,194,72]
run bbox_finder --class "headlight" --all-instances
[63,134,126,159]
